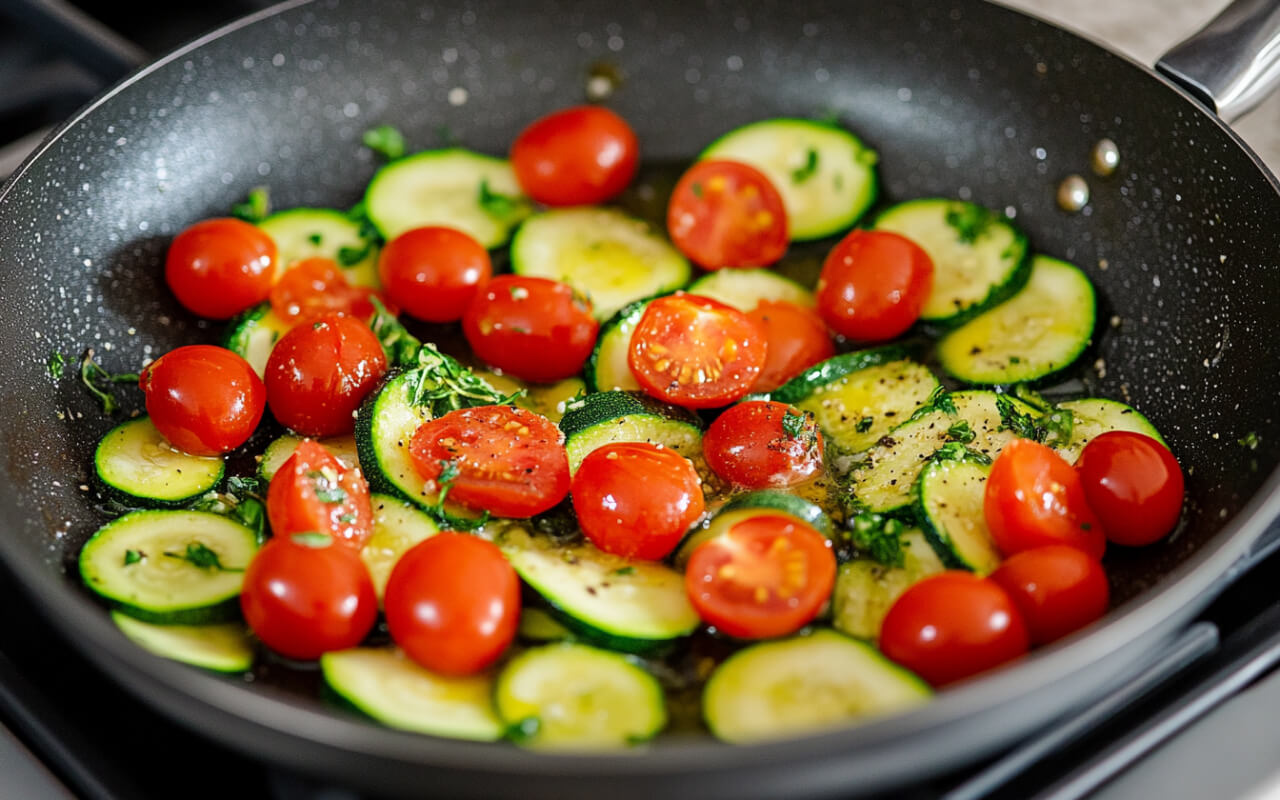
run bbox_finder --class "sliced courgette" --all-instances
[258,433,360,482]
[831,529,944,641]
[354,370,438,507]
[558,390,703,474]
[94,416,225,508]
[223,303,292,379]
[686,268,813,311]
[916,455,1001,574]
[111,611,254,673]
[674,491,833,568]
[258,207,379,287]
[518,607,574,643]
[584,296,654,393]
[361,494,440,603]
[1056,398,1165,463]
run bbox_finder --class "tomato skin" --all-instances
[409,405,570,519]
[571,442,705,560]
[1076,432,1184,547]
[384,533,521,675]
[684,515,835,639]
[510,105,639,206]
[462,275,598,383]
[267,439,374,549]
[264,313,388,437]
[269,258,382,323]
[165,218,277,319]
[378,227,491,323]
[880,572,1029,687]
[628,293,767,409]
[746,300,836,392]
[139,345,265,456]
[985,438,1106,561]
[990,546,1110,645]
[666,160,788,269]
[703,401,824,489]
[815,230,933,341]
[240,533,378,661]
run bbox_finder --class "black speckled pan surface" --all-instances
[1,0,1279,797]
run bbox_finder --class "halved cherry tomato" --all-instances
[240,532,378,661]
[571,442,706,560]
[685,515,835,639]
[263,312,388,437]
[269,258,382,323]
[408,405,569,519]
[510,105,639,206]
[165,218,277,319]
[266,439,374,548]
[985,438,1106,560]
[990,545,1110,645]
[462,275,598,383]
[879,571,1029,687]
[703,401,824,489]
[1076,432,1184,547]
[666,160,788,269]
[384,533,521,676]
[628,293,767,409]
[378,226,491,323]
[746,300,836,392]
[815,230,933,341]
[139,345,265,456]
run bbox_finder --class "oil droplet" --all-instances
[1057,174,1089,212]
[1091,138,1120,176]
[585,61,623,102]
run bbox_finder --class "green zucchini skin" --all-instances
[583,295,662,393]
[111,611,254,673]
[222,302,291,379]
[257,207,380,287]
[915,454,1001,575]
[353,369,436,507]
[558,390,704,474]
[831,529,944,641]
[1055,398,1166,463]
[94,416,225,508]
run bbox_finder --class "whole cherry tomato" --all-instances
[462,275,598,383]
[990,545,1110,645]
[510,105,639,206]
[267,439,374,549]
[1076,431,1184,547]
[816,230,933,341]
[378,226,491,323]
[165,218,277,319]
[746,300,836,393]
[985,438,1106,560]
[702,401,824,489]
[139,344,265,456]
[667,160,788,269]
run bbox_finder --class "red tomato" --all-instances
[266,439,374,549]
[510,105,639,206]
[746,300,836,392]
[666,160,788,269]
[684,515,835,639]
[269,258,382,323]
[384,533,520,675]
[165,218,277,319]
[571,442,705,560]
[263,313,388,437]
[408,405,570,519]
[378,227,492,323]
[462,275,598,383]
[815,230,933,341]
[879,572,1029,687]
[240,532,378,661]
[1076,432,1184,547]
[628,293,767,409]
[985,438,1106,560]
[990,546,1110,645]
[139,345,265,456]
[703,401,824,489]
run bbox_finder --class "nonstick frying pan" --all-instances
[2,0,1280,797]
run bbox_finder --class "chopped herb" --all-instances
[781,410,807,439]
[405,342,524,417]
[1240,431,1261,450]
[292,532,332,549]
[507,284,529,300]
[123,549,143,566]
[945,420,975,443]
[845,512,906,568]
[506,716,542,742]
[47,352,66,379]
[855,416,874,433]
[337,241,373,267]
[930,441,991,465]
[612,566,637,576]
[510,325,531,335]
[781,409,818,448]
[910,386,957,421]
[791,148,819,183]
[362,124,406,160]
[307,232,324,246]
[437,459,461,487]
[227,475,262,496]
[368,296,423,368]
[163,542,242,572]
[79,349,139,414]
[995,393,1041,440]
[338,513,357,524]
[308,470,348,504]
[944,203,995,244]
[230,186,270,223]
[478,179,531,221]
[428,458,490,532]
[189,480,266,542]
[1039,408,1074,447]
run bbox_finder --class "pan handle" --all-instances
[1156,0,1280,122]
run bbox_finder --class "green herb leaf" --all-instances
[437,459,461,486]
[846,512,905,568]
[1240,431,1261,450]
[362,124,406,160]
[930,441,992,465]
[367,296,423,368]
[230,186,271,223]
[123,549,143,566]
[292,532,333,549]
[337,242,373,267]
[79,349,140,414]
[307,232,324,246]
[781,410,806,439]
[944,203,996,244]
[945,420,975,444]
[909,386,957,422]
[406,343,524,417]
[855,416,874,433]
[690,182,703,198]
[163,542,242,572]
[995,393,1041,440]
[478,179,531,221]
[307,470,348,504]
[791,148,819,183]
[47,352,66,379]
[612,566,637,576]
[506,715,542,742]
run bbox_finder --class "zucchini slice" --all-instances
[258,207,380,288]
[1056,398,1165,463]
[494,642,666,749]
[831,529,944,641]
[686,268,814,311]
[364,148,530,247]
[558,390,703,474]
[354,370,438,507]
[258,433,359,482]
[675,491,833,568]
[322,648,503,741]
[517,607,574,643]
[873,199,1029,325]
[80,510,258,624]
[701,119,879,240]
[495,525,699,652]
[223,303,292,379]
[510,208,691,320]
[916,456,1001,574]
[702,629,930,743]
[111,611,254,673]
[938,255,1096,384]
[360,494,440,603]
[584,296,654,393]
[95,416,225,507]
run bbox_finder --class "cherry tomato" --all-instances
[266,439,374,549]
[746,300,836,392]
[408,405,569,519]
[1076,432,1184,547]
[684,515,835,639]
[815,230,933,341]
[571,442,706,560]
[510,105,639,206]
[666,160,788,269]
[703,401,824,489]
[628,293,767,409]
[990,545,1110,645]
[462,275,598,383]
[269,258,382,323]
[879,571,1029,687]
[165,218,277,319]
[985,438,1106,560]
[264,312,388,437]
[240,532,378,661]
[139,345,265,456]
[378,226,492,323]
[384,533,520,675]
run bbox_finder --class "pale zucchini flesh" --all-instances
[258,207,380,287]
[112,611,254,673]
[258,433,360,482]
[686,268,814,311]
[785,358,940,455]
[361,494,440,604]
[917,458,1001,574]
[1056,398,1165,463]
[95,416,225,506]
[831,529,944,641]
[585,298,650,392]
[223,303,292,379]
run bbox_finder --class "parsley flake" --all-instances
[164,542,242,572]
[791,148,819,183]
[230,186,270,223]
[944,203,996,244]
[362,124,406,160]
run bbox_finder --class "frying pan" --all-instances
[2,0,1280,797]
